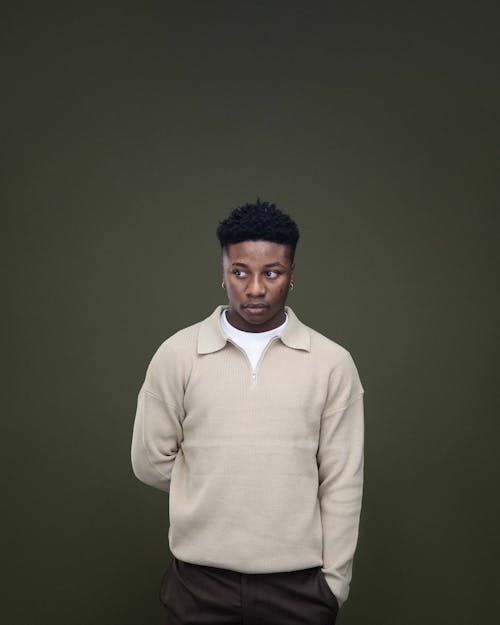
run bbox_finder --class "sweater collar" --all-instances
[197,305,311,354]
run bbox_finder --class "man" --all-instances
[131,200,364,625]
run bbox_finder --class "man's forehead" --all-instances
[223,239,293,261]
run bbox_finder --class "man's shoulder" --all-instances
[300,321,357,371]
[150,306,222,362]
[301,323,364,394]
[154,318,203,356]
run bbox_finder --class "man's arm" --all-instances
[131,341,186,492]
[131,388,183,491]
[317,353,365,607]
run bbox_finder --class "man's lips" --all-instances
[242,303,269,310]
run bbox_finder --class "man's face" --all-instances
[222,240,295,332]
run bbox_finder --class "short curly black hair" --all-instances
[216,199,300,257]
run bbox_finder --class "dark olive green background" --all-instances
[3,1,499,624]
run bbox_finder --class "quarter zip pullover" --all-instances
[131,305,364,606]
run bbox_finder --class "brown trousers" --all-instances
[160,558,339,625]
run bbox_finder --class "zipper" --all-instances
[250,336,278,386]
[225,336,279,386]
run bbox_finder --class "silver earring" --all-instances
[221,281,225,289]
[289,282,294,290]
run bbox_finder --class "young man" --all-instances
[131,200,364,625]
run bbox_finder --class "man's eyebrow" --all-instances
[231,262,287,268]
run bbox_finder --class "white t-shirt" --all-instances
[220,309,288,371]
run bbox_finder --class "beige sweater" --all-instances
[131,305,364,606]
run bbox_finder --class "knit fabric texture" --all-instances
[131,305,364,606]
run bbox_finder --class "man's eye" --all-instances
[234,270,247,278]
[265,271,279,278]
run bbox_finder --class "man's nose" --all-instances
[246,275,266,297]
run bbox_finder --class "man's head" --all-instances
[216,200,300,332]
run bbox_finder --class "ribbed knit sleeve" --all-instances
[131,339,188,492]
[317,353,364,606]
